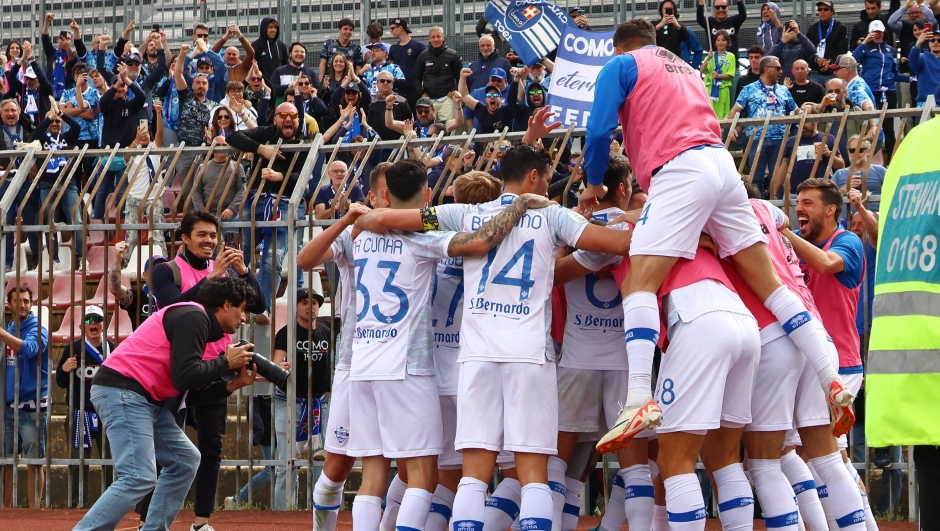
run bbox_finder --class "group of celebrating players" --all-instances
[296,17,876,531]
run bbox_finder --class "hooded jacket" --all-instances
[251,17,289,85]
[5,313,49,405]
[413,44,463,99]
[853,40,905,94]
[467,49,513,92]
[850,8,897,49]
[755,3,783,52]
[769,31,818,79]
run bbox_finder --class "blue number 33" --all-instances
[354,259,410,324]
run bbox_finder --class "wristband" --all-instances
[421,206,440,232]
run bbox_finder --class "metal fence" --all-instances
[1,0,878,73]
[0,105,934,516]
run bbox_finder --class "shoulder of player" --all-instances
[833,229,864,251]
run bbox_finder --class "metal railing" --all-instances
[0,104,933,516]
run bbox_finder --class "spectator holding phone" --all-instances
[656,1,692,57]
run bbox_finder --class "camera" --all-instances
[665,7,674,15]
[235,339,290,392]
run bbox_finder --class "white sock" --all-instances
[562,478,583,531]
[807,462,839,531]
[455,477,489,531]
[665,474,706,531]
[600,470,627,531]
[623,292,660,407]
[354,495,385,531]
[548,458,568,531]
[652,505,669,531]
[749,459,799,530]
[484,478,521,531]
[809,453,866,530]
[427,485,456,531]
[764,287,839,391]
[314,474,346,531]
[624,464,655,531]
[843,460,878,531]
[780,451,828,531]
[786,481,806,531]
[382,475,409,531]
[397,488,433,531]
[713,463,754,531]
[519,483,554,531]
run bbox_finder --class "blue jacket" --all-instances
[908,47,940,103]
[4,313,49,405]
[852,42,907,94]
[680,32,705,69]
[467,50,512,92]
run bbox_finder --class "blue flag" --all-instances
[485,0,571,66]
[544,25,616,127]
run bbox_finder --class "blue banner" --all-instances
[485,0,571,66]
[544,26,616,127]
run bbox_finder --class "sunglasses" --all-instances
[771,65,782,70]
[196,33,209,39]
[714,4,728,9]
[249,76,263,82]
[377,79,393,84]
[930,38,940,43]
[216,114,231,120]
[827,88,843,93]
[847,148,866,153]
[390,25,400,30]
[817,7,832,12]
[276,111,299,119]
[298,81,310,86]
[528,89,544,95]
[50,119,62,124]
[485,93,501,99]
[125,61,141,66]
[416,107,432,113]
[193,73,210,78]
[489,77,504,82]
[84,316,104,324]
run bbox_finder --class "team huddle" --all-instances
[295,19,875,531]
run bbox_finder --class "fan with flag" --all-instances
[485,0,572,66]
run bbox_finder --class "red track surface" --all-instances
[0,511,919,531]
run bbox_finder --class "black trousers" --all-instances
[878,90,897,166]
[915,445,940,531]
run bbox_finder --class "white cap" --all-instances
[84,306,105,319]
[24,67,37,79]
[869,20,886,32]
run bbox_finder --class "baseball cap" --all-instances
[816,0,833,7]
[296,288,325,305]
[24,67,37,79]
[489,67,507,80]
[869,20,885,32]
[344,82,360,93]
[828,54,858,71]
[390,18,412,33]
[84,305,105,320]
[484,85,501,95]
[568,5,582,14]
[144,254,169,272]
[367,42,389,53]
[124,51,143,65]
[415,97,433,108]
[196,57,213,68]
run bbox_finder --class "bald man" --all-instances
[786,59,826,107]
[467,35,512,91]
[227,101,311,314]
[211,24,256,82]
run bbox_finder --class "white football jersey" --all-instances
[350,230,455,380]
[561,207,629,370]
[439,194,588,364]
[431,257,463,396]
[329,227,357,370]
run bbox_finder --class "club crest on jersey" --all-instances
[334,426,349,444]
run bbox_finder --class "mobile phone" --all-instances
[577,9,584,16]
[139,119,148,131]
[152,23,161,32]
[665,7,674,15]
[224,231,242,250]
[926,23,933,33]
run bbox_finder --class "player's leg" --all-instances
[657,431,708,531]
[701,427,755,531]
[356,456,392,531]
[457,449,500,531]
[563,441,596,531]
[484,464,521,531]
[395,456,440,531]
[799,425,866,531]
[704,147,852,431]
[604,367,653,531]
[316,369,356,531]
[780,442,829,531]
[831,374,876,531]
[743,431,800,531]
[430,395,462,531]
[554,368,602,531]
[349,379,389,531]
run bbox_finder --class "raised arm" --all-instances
[109,241,135,309]
[458,68,479,109]
[298,204,370,269]
[175,45,190,89]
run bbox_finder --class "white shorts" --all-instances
[745,335,804,432]
[455,361,558,455]
[439,395,462,469]
[836,372,864,450]
[324,368,352,454]
[349,374,443,458]
[630,147,767,260]
[557,367,629,433]
[657,311,760,433]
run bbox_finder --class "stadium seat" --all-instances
[50,306,84,344]
[3,276,40,304]
[85,273,131,310]
[123,244,156,281]
[106,308,134,342]
[85,246,116,280]
[47,273,86,310]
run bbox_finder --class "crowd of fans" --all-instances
[0,0,927,517]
